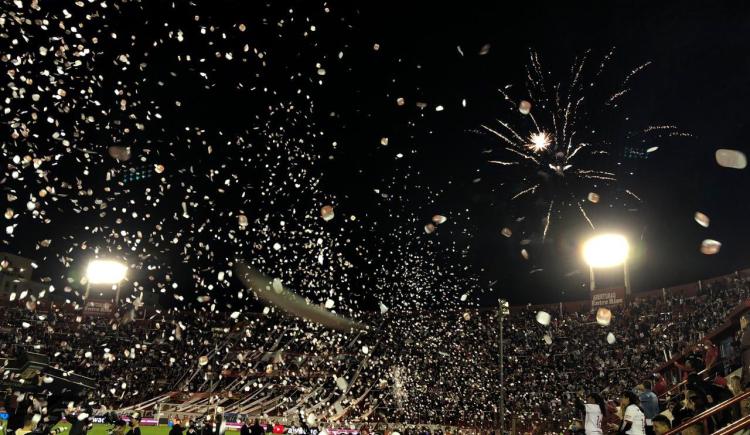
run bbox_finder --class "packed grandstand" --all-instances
[2,270,750,434]
[0,2,746,435]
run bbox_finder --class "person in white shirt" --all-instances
[583,393,606,435]
[575,391,606,435]
[609,391,647,435]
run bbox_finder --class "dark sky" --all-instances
[4,0,750,309]
[320,0,750,304]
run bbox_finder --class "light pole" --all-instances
[582,234,631,295]
[84,259,128,303]
[498,299,510,435]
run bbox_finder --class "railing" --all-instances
[664,390,750,435]
[656,300,750,390]
[712,414,750,435]
[660,361,723,399]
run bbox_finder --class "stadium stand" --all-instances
[2,271,750,434]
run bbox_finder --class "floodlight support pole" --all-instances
[623,259,631,296]
[589,264,631,296]
[498,300,506,435]
[500,311,504,435]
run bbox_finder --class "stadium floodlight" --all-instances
[86,259,127,285]
[84,259,127,303]
[498,299,510,316]
[582,234,629,268]
[582,234,631,295]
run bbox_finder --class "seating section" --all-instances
[1,275,749,431]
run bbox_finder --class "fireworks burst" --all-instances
[484,49,687,241]
[527,132,553,152]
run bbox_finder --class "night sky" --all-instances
[3,0,750,310]
[325,0,750,304]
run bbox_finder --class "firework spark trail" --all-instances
[595,47,617,78]
[608,89,630,104]
[578,202,595,230]
[528,51,548,106]
[530,52,543,82]
[488,160,519,166]
[542,200,554,242]
[526,70,539,106]
[643,125,680,132]
[495,119,526,144]
[565,95,586,151]
[625,189,642,202]
[511,184,539,200]
[609,61,652,104]
[552,85,561,142]
[532,52,546,90]
[551,110,560,147]
[575,169,615,177]
[622,61,653,87]
[579,174,617,181]
[562,53,588,145]
[669,131,693,138]
[643,125,693,138]
[481,125,518,147]
[498,87,543,131]
[565,137,574,156]
[567,142,587,160]
[504,146,541,165]
[497,88,517,107]
[529,112,541,133]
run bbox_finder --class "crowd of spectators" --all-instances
[1,274,750,433]
[377,275,750,430]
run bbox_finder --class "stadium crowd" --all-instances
[1,274,750,434]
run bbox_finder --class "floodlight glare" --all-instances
[86,259,127,285]
[582,234,629,268]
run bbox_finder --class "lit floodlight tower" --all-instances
[84,259,127,303]
[582,233,631,295]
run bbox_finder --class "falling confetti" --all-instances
[518,100,532,115]
[0,1,707,430]
[606,332,616,344]
[700,239,722,255]
[535,311,551,325]
[320,205,335,222]
[715,149,747,169]
[107,146,132,162]
[694,211,710,228]
[432,214,447,224]
[595,307,612,326]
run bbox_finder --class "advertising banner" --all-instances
[591,287,625,308]
[83,300,113,316]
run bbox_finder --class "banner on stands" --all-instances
[591,287,625,308]
[83,300,114,316]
